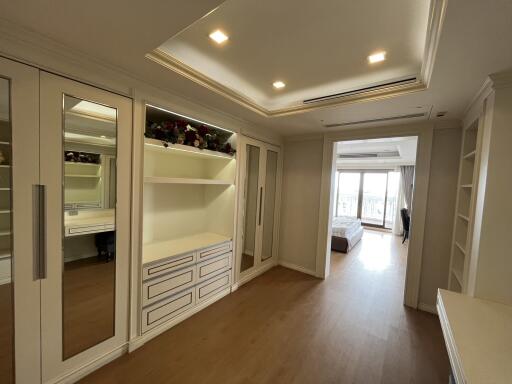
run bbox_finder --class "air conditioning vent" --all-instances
[338,151,400,159]
[304,76,418,104]
[324,112,426,128]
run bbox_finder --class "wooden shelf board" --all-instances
[454,241,466,255]
[144,138,235,161]
[0,251,11,260]
[0,188,11,191]
[65,161,100,167]
[463,150,476,160]
[65,174,101,178]
[0,165,10,168]
[144,176,233,185]
[458,214,470,222]
[0,231,11,236]
[0,141,10,145]
[143,232,232,265]
[460,184,473,189]
[0,210,11,214]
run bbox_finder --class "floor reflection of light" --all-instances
[357,233,392,271]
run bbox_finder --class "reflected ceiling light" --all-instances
[273,81,286,89]
[368,51,386,64]
[70,100,116,120]
[209,30,229,44]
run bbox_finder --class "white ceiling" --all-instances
[337,136,418,167]
[0,0,511,136]
[158,0,430,111]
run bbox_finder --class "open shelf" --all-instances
[144,138,235,161]
[143,232,232,265]
[463,150,476,160]
[0,165,10,168]
[65,174,101,179]
[460,184,473,189]
[144,176,233,185]
[458,214,469,222]
[0,231,11,236]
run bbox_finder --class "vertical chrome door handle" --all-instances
[33,184,47,280]
[258,186,263,226]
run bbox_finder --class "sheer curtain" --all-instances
[400,165,415,210]
[393,173,405,235]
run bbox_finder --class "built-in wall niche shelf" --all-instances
[0,165,10,168]
[143,232,231,265]
[454,241,466,255]
[144,138,235,161]
[0,251,10,260]
[460,184,473,189]
[0,141,10,145]
[0,188,10,191]
[144,176,233,186]
[64,161,101,167]
[65,174,101,179]
[144,105,236,158]
[451,268,463,286]
[0,231,11,236]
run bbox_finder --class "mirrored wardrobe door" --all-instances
[39,72,132,382]
[0,57,41,384]
[260,149,280,262]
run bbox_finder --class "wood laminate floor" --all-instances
[81,229,450,384]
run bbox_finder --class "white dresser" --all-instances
[141,233,233,333]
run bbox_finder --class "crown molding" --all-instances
[148,0,446,118]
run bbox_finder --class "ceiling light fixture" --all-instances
[273,81,286,89]
[209,30,228,44]
[368,51,386,64]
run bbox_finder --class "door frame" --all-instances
[39,71,132,383]
[316,124,433,309]
[234,135,282,287]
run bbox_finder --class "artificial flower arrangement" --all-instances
[145,118,236,156]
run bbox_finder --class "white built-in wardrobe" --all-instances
[1,55,283,383]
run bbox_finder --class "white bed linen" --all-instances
[332,216,362,238]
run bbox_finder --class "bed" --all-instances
[331,216,364,253]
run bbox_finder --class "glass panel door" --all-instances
[361,173,388,226]
[240,144,260,273]
[336,172,360,218]
[261,150,278,261]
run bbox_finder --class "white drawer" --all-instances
[141,288,195,333]
[143,252,196,281]
[196,270,231,303]
[142,265,195,307]
[197,241,232,262]
[196,252,232,282]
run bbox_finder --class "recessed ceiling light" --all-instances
[209,30,228,44]
[368,51,386,64]
[273,81,286,89]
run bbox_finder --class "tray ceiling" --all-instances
[151,0,436,116]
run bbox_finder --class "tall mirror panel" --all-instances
[261,150,278,261]
[0,77,13,383]
[240,144,260,273]
[62,95,117,359]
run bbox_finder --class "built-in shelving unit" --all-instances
[0,119,12,278]
[64,161,102,210]
[448,119,482,293]
[140,104,237,336]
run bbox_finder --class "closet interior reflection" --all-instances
[62,95,117,359]
[0,77,13,383]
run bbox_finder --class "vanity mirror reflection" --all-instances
[62,95,117,359]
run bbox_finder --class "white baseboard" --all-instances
[278,260,317,277]
[47,344,127,384]
[418,302,438,315]
[128,287,231,353]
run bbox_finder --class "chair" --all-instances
[400,208,410,244]
[95,231,116,262]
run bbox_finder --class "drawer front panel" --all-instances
[197,252,232,281]
[143,252,196,281]
[143,266,195,306]
[197,241,232,262]
[142,288,195,333]
[196,270,231,303]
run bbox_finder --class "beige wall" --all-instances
[278,127,462,309]
[278,137,323,273]
[419,127,462,307]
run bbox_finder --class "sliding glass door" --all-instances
[335,170,400,229]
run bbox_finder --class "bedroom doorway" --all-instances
[329,136,418,273]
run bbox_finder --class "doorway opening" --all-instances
[329,136,418,294]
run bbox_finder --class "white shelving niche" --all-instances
[140,104,237,336]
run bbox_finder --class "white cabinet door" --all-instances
[237,136,281,279]
[39,72,132,382]
[0,56,41,384]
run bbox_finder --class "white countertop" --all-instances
[437,289,512,384]
[143,232,231,265]
[64,209,115,236]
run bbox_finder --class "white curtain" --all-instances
[393,173,405,235]
[400,165,415,210]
